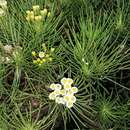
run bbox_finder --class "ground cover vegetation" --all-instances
[0,0,130,130]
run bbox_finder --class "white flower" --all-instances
[64,95,76,103]
[61,77,74,91]
[60,89,66,96]
[54,89,61,96]
[63,95,70,102]
[66,87,78,97]
[0,8,5,16]
[55,97,65,105]
[49,92,56,100]
[5,57,10,63]
[61,78,74,86]
[66,101,74,108]
[49,83,57,90]
[39,51,45,58]
[48,78,77,108]
[63,84,72,91]
[71,87,78,94]
[49,83,62,90]
[65,95,76,108]
[3,45,13,53]
[55,84,62,90]
[70,95,76,103]
[0,0,7,9]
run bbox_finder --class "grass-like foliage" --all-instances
[62,10,130,82]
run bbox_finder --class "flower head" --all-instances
[32,44,54,66]
[49,92,56,100]
[55,97,65,105]
[71,87,78,94]
[66,101,74,108]
[26,6,50,23]
[60,89,66,95]
[63,84,72,91]
[39,51,45,58]
[49,83,57,90]
[64,95,71,102]
[61,78,73,86]
[55,84,62,90]
[64,95,76,103]
[48,78,78,108]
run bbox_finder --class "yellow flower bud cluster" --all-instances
[26,5,51,22]
[49,78,78,108]
[32,44,54,66]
